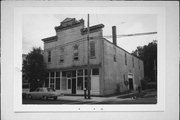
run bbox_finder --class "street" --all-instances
[23,90,157,104]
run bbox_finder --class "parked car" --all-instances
[27,87,60,100]
[22,88,30,98]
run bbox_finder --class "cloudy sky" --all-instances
[22,14,157,54]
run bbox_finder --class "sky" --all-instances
[22,14,157,54]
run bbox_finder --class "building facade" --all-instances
[42,18,144,96]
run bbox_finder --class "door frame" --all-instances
[128,73,134,90]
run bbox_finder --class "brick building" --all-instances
[42,18,144,96]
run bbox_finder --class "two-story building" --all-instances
[42,18,144,96]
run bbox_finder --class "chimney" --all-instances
[112,26,117,46]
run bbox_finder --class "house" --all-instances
[42,18,144,96]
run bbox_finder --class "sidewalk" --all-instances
[58,94,132,103]
[57,89,156,103]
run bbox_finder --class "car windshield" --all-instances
[47,88,55,92]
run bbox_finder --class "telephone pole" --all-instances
[87,14,91,99]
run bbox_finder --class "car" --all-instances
[27,87,60,100]
[22,88,30,98]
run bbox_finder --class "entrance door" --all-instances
[129,78,134,90]
[71,78,76,94]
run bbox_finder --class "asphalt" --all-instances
[23,89,157,104]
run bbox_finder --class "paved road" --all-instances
[23,89,157,104]
[23,97,157,104]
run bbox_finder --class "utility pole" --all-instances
[87,14,91,99]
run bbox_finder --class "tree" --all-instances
[132,40,157,82]
[22,47,47,91]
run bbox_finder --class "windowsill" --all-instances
[90,56,96,59]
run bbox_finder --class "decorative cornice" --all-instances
[81,24,104,35]
[42,36,57,43]
[55,18,84,32]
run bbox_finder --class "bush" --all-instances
[140,77,150,90]
[116,83,120,94]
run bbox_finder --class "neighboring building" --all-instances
[42,18,144,96]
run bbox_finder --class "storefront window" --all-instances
[92,68,99,75]
[77,77,83,90]
[56,72,60,77]
[68,79,71,89]
[50,72,54,77]
[84,77,88,89]
[62,71,66,77]
[72,70,76,77]
[67,71,71,77]
[77,69,83,76]
[56,78,60,90]
[85,69,91,76]
[61,77,67,90]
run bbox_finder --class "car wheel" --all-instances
[28,95,32,99]
[53,96,57,100]
[43,96,48,100]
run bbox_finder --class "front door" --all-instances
[129,78,134,90]
[71,78,76,94]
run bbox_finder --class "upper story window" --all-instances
[125,53,127,65]
[73,44,79,61]
[59,55,64,63]
[132,57,134,68]
[48,51,51,63]
[90,41,95,58]
[73,52,79,61]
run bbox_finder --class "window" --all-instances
[125,53,127,65]
[50,72,55,88]
[72,71,76,77]
[59,55,64,63]
[73,44,79,61]
[67,71,71,77]
[55,72,60,90]
[132,57,134,68]
[77,69,83,76]
[84,77,88,89]
[85,69,91,76]
[56,72,60,77]
[48,51,51,62]
[62,71,66,77]
[77,77,83,90]
[68,79,71,89]
[73,52,79,61]
[50,72,54,77]
[90,41,95,58]
[92,68,99,75]
[56,78,60,90]
[50,78,54,88]
[39,88,44,92]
